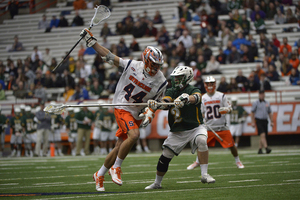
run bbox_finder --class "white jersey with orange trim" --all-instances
[201,91,231,131]
[113,58,167,120]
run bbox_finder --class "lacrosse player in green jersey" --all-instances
[23,106,36,157]
[144,66,215,190]
[229,97,248,147]
[65,108,78,156]
[49,101,64,156]
[0,105,8,157]
[10,107,26,157]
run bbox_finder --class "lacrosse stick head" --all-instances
[90,5,111,28]
[44,104,66,115]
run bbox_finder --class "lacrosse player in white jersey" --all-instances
[187,76,244,170]
[79,28,168,191]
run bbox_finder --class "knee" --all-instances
[196,135,208,152]
[157,154,172,173]
[128,129,140,141]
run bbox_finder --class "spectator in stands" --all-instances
[156,26,170,47]
[217,76,229,93]
[266,2,277,20]
[233,22,243,35]
[116,37,129,57]
[255,63,266,79]
[206,31,217,46]
[115,22,126,35]
[216,48,226,64]
[227,0,241,11]
[226,12,236,32]
[145,21,157,37]
[235,70,249,92]
[0,84,5,100]
[34,81,47,102]
[89,66,99,82]
[260,73,272,91]
[205,55,221,74]
[197,1,211,14]
[279,37,292,54]
[281,57,293,76]
[24,65,36,86]
[49,15,59,29]
[196,55,207,74]
[153,10,163,24]
[203,43,213,61]
[271,33,280,48]
[7,72,16,90]
[209,0,222,13]
[100,22,112,37]
[62,69,75,89]
[122,11,134,25]
[239,14,250,36]
[73,0,87,10]
[176,42,186,62]
[232,32,251,50]
[7,0,19,19]
[31,46,43,63]
[90,79,103,96]
[289,53,300,69]
[58,15,69,27]
[176,30,193,49]
[286,8,298,24]
[179,6,192,22]
[132,21,146,38]
[8,35,24,52]
[13,81,27,99]
[232,9,242,24]
[34,70,45,86]
[106,77,117,94]
[248,72,260,91]
[221,28,235,48]
[123,18,133,34]
[63,86,75,102]
[86,0,93,9]
[274,9,286,24]
[289,68,300,85]
[43,48,52,67]
[207,7,219,33]
[228,77,240,92]
[71,10,84,26]
[250,5,266,22]
[72,84,89,100]
[184,46,197,66]
[38,14,49,30]
[254,13,266,34]
[129,37,140,52]
[100,0,111,9]
[100,37,110,50]
[44,70,52,88]
[266,65,280,81]
[194,75,206,94]
[227,46,240,64]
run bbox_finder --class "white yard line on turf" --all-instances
[0,183,19,186]
[32,182,300,200]
[33,182,64,185]
[283,179,300,182]
[229,179,261,183]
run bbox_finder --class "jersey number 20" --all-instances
[207,105,221,119]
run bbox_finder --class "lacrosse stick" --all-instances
[44,102,175,115]
[205,122,223,142]
[52,5,111,72]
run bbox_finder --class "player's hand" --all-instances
[219,107,230,114]
[101,56,114,65]
[139,107,155,127]
[80,28,97,47]
[174,93,189,108]
[147,100,158,110]
[251,122,256,128]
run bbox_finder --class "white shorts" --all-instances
[10,134,23,144]
[139,128,146,139]
[24,133,37,143]
[49,130,61,142]
[93,127,101,140]
[100,131,116,141]
[230,124,243,137]
[68,132,77,143]
[163,125,207,156]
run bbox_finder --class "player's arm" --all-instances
[80,28,120,67]
[174,90,202,108]
[219,94,232,114]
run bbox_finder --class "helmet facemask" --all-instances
[143,46,164,76]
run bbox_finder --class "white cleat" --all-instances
[201,174,215,184]
[236,161,245,169]
[187,161,200,170]
[93,172,105,191]
[109,167,123,186]
[145,183,162,190]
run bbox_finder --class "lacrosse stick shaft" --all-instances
[64,102,174,107]
[205,123,223,142]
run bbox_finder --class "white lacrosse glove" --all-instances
[219,107,231,114]
[95,120,102,128]
[174,93,190,108]
[147,100,158,110]
[15,132,22,137]
[80,28,97,47]
[139,107,155,127]
[101,56,114,65]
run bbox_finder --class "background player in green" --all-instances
[98,107,117,155]
[143,66,215,189]
[10,107,25,157]
[65,108,78,156]
[229,97,248,147]
[49,110,64,156]
[0,105,8,157]
[23,106,36,157]
[92,105,103,155]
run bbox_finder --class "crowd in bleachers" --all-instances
[0,0,300,104]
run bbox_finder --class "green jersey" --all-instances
[50,114,63,130]
[10,116,25,134]
[99,112,115,132]
[164,85,203,132]
[23,113,36,133]
[230,105,247,125]
[0,114,7,134]
[75,110,95,129]
[65,113,77,133]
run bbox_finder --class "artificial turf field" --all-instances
[1,148,300,200]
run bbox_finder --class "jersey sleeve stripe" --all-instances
[162,96,173,101]
[157,80,167,93]
[125,60,132,71]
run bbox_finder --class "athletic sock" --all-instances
[113,156,123,168]
[98,165,109,177]
[196,156,199,164]
[144,146,150,152]
[234,156,240,163]
[200,164,208,176]
[155,174,163,185]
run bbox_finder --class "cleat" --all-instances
[236,161,245,169]
[187,161,200,170]
[258,149,263,154]
[109,167,123,186]
[201,174,215,184]
[145,182,162,190]
[93,172,105,191]
[266,148,272,154]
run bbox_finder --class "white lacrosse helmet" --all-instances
[74,108,81,113]
[25,106,31,112]
[50,101,57,105]
[35,106,41,113]
[20,104,26,110]
[204,76,216,93]
[170,66,193,90]
[67,107,74,112]
[14,107,21,117]
[142,46,164,76]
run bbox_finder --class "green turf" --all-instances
[1,148,300,200]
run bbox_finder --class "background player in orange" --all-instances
[187,76,245,170]
[79,28,168,192]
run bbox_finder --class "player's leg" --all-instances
[83,129,91,155]
[42,129,50,156]
[145,148,174,189]
[55,130,64,156]
[100,131,108,155]
[139,127,150,153]
[16,135,22,157]
[10,134,16,157]
[76,128,84,155]
[92,127,101,155]
[34,129,42,156]
[235,124,243,147]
